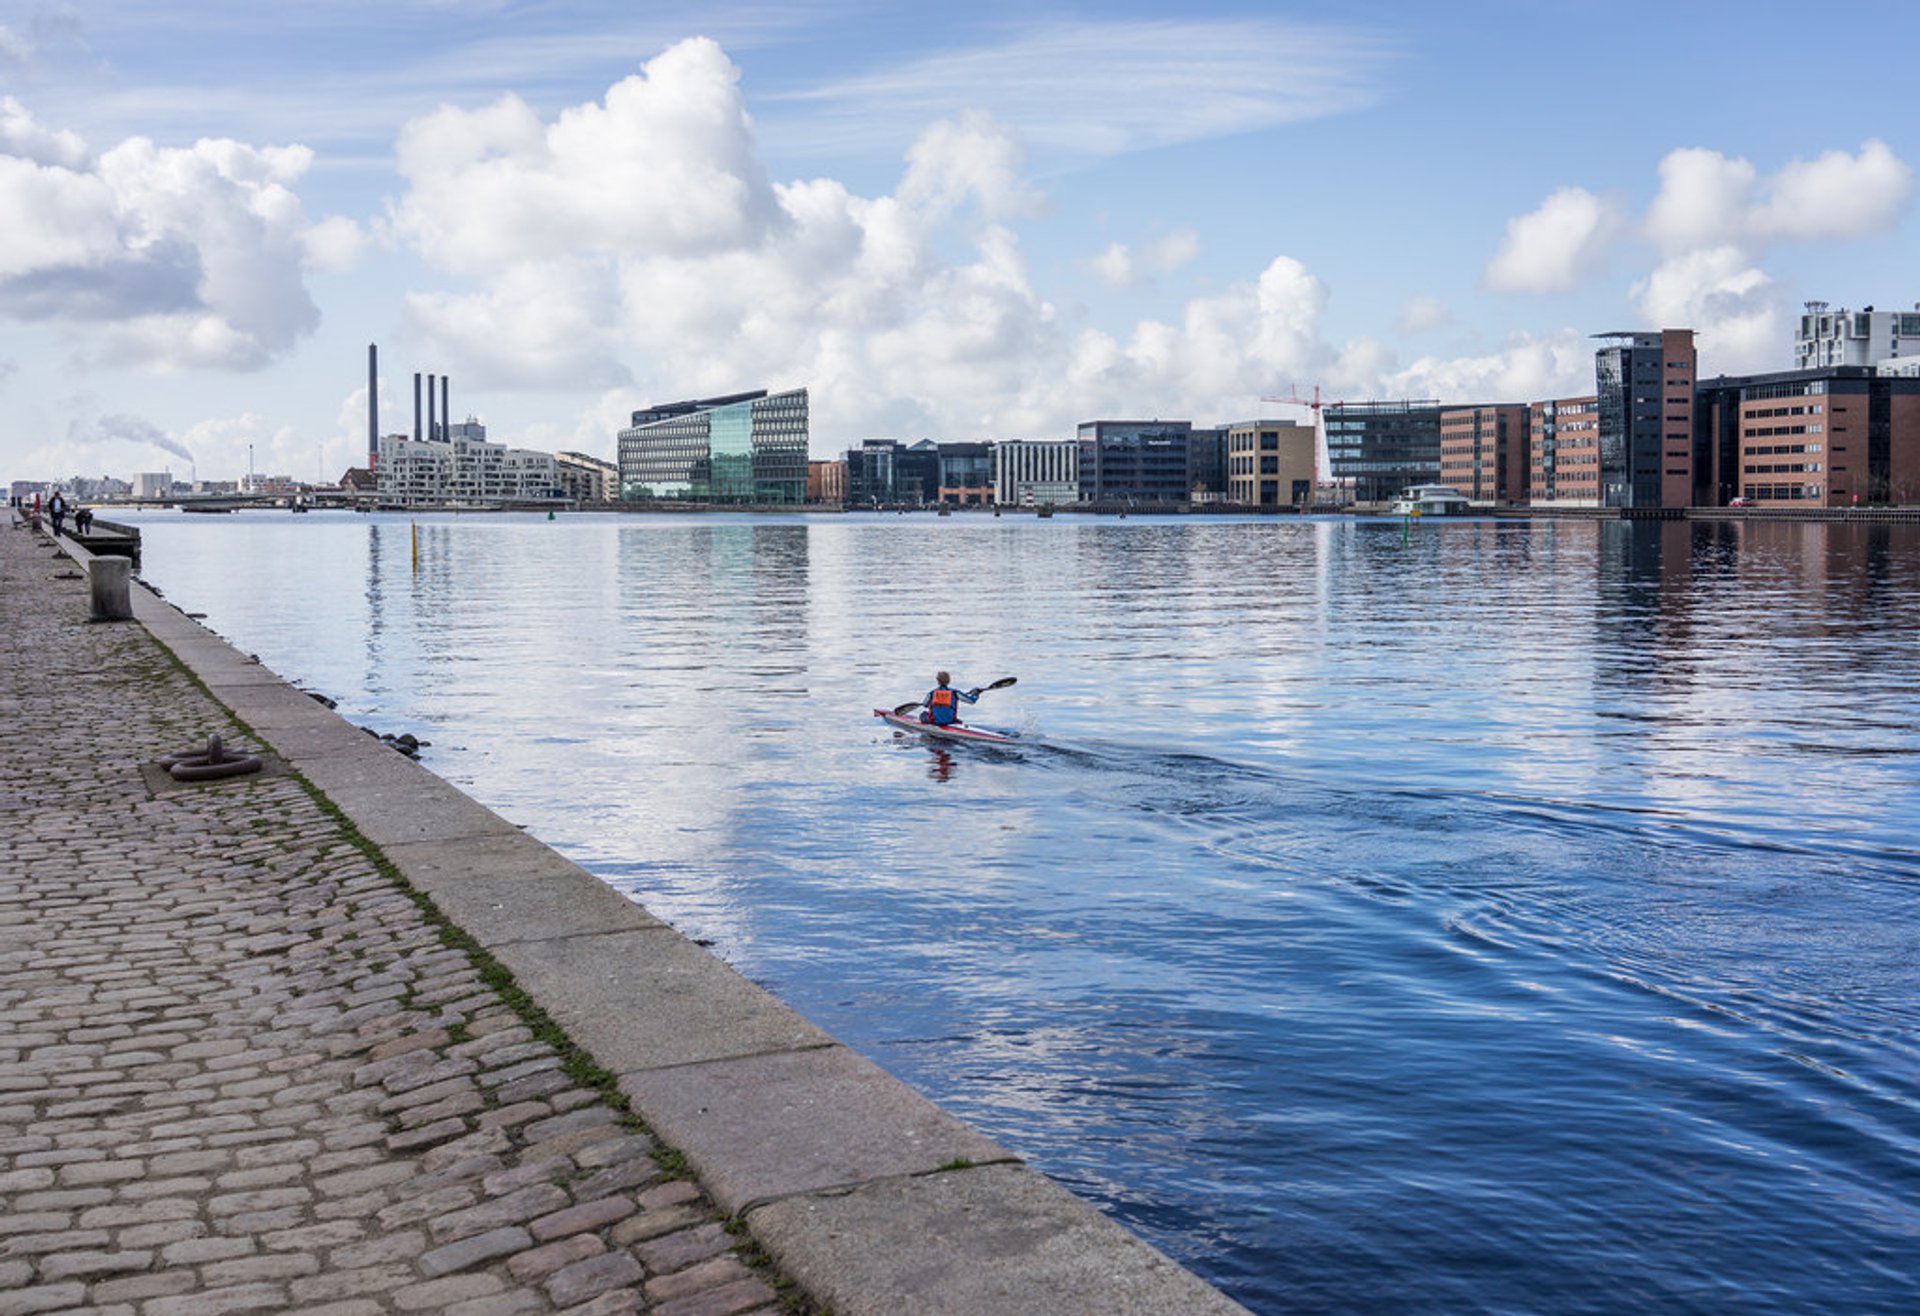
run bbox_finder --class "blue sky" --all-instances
[3,0,1917,483]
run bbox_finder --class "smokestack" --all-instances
[441,376,449,442]
[428,373,437,443]
[413,373,422,443]
[368,344,379,471]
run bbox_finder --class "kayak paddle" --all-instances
[891,676,1016,717]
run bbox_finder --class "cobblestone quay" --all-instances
[2,515,1251,1316]
[1,520,787,1314]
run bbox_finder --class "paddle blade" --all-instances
[892,701,922,716]
[983,676,1017,691]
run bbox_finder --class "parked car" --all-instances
[1728,496,1753,507]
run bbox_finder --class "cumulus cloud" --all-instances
[1646,139,1914,253]
[1630,140,1910,372]
[1388,329,1593,403]
[0,97,349,370]
[1090,228,1200,289]
[1632,246,1779,373]
[1483,187,1619,293]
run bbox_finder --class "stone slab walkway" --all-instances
[1,518,788,1315]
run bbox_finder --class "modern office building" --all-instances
[1694,366,1920,506]
[992,440,1079,508]
[1439,404,1531,504]
[1076,420,1193,502]
[555,451,619,504]
[1795,302,1920,372]
[937,442,994,506]
[807,459,847,504]
[1223,420,1316,508]
[1528,397,1601,506]
[845,440,904,506]
[616,388,809,503]
[1188,427,1227,503]
[1593,329,1696,508]
[377,423,561,505]
[1323,401,1444,503]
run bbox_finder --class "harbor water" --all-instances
[124,510,1920,1314]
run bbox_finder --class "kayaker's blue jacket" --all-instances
[924,684,979,726]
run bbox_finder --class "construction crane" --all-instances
[1261,385,1339,489]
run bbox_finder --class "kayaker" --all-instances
[922,671,980,727]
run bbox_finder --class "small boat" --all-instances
[873,709,1019,744]
[1389,483,1471,516]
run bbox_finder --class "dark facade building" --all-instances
[616,388,809,503]
[1694,366,1920,506]
[1076,420,1193,502]
[843,439,939,505]
[1593,329,1696,508]
[1187,427,1227,502]
[937,442,993,505]
[1323,401,1444,503]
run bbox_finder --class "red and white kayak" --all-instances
[873,708,1020,744]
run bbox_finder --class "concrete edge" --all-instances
[119,546,1254,1316]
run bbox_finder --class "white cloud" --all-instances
[1090,228,1200,289]
[1633,246,1780,374]
[0,98,343,371]
[773,19,1394,158]
[1483,187,1618,293]
[1388,329,1592,403]
[1645,140,1913,252]
[1394,294,1452,336]
[1753,138,1913,240]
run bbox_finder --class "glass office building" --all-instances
[1323,401,1444,503]
[617,388,809,503]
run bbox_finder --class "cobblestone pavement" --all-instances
[1,520,796,1315]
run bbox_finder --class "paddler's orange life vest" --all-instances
[928,687,959,725]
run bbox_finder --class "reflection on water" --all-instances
[127,511,1920,1315]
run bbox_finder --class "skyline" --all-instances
[3,0,1918,484]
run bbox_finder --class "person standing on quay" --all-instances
[47,491,67,536]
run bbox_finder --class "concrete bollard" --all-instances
[87,555,133,622]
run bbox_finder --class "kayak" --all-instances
[873,708,1020,744]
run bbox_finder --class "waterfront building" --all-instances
[937,442,994,506]
[1323,401,1444,503]
[1076,420,1193,503]
[1593,329,1697,508]
[616,388,809,503]
[1795,302,1920,372]
[377,423,561,505]
[992,440,1079,508]
[807,459,847,505]
[1188,427,1227,503]
[1694,366,1920,506]
[1528,397,1601,506]
[845,440,904,506]
[133,472,173,499]
[1223,420,1315,508]
[1439,405,1531,505]
[555,452,619,504]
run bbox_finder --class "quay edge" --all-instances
[41,517,1254,1316]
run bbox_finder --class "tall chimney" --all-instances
[428,373,437,443]
[413,373,422,443]
[367,344,379,471]
[441,376,450,441]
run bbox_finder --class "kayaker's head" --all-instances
[936,670,951,687]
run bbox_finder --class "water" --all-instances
[125,510,1920,1314]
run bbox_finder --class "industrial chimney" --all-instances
[427,373,437,444]
[441,376,450,442]
[367,344,379,471]
[413,373,422,443]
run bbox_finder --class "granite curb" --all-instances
[37,518,1253,1315]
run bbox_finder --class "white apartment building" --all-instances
[992,440,1079,507]
[376,423,561,505]
[1796,301,1920,371]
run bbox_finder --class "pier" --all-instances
[1,512,1249,1315]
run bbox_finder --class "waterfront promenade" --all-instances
[1,516,1249,1316]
